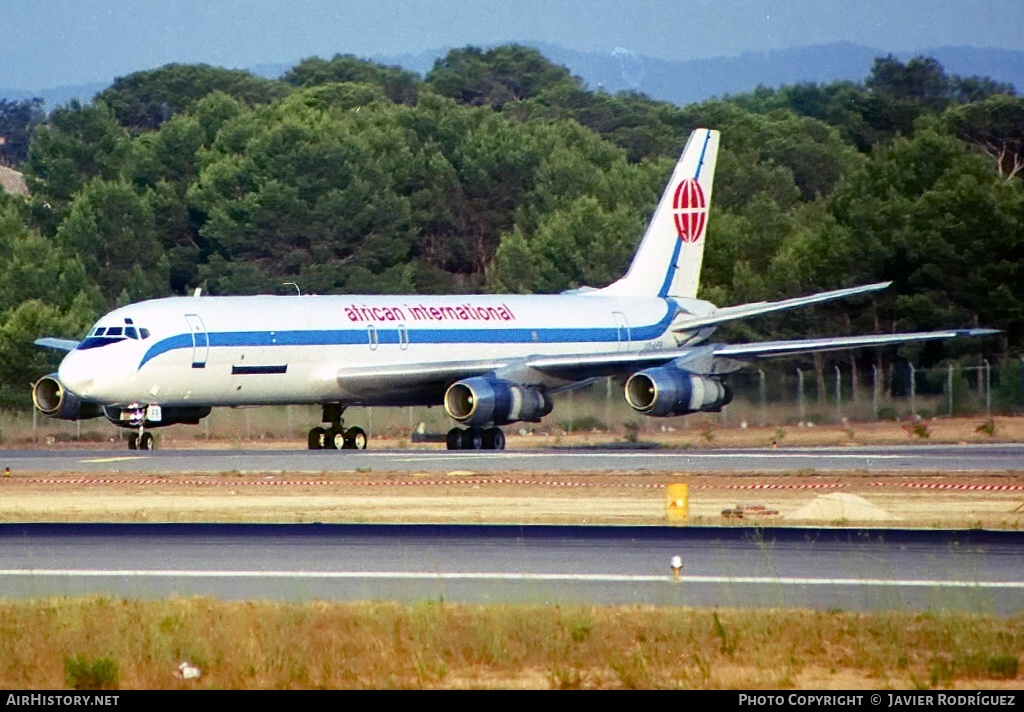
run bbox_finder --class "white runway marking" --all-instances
[389,452,909,461]
[78,457,145,463]
[1,569,1021,588]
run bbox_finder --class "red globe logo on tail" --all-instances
[672,178,707,243]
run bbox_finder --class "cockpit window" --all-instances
[76,322,151,349]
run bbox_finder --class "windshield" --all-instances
[77,321,152,350]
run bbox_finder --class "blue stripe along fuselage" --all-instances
[137,301,679,371]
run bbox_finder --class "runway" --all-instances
[1,524,1021,613]
[2,443,1024,474]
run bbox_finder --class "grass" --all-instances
[0,597,1020,689]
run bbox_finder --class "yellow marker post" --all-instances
[665,483,689,522]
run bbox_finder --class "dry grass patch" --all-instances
[0,597,1020,689]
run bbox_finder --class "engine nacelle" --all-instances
[444,377,553,427]
[31,374,103,421]
[625,367,732,417]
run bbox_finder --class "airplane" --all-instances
[31,128,997,451]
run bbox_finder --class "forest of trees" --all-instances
[0,45,1022,408]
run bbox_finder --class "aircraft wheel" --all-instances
[344,426,367,450]
[128,433,139,450]
[139,432,155,451]
[307,427,326,450]
[461,427,484,450]
[486,428,505,451]
[324,427,340,450]
[446,428,463,450]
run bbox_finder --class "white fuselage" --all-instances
[57,293,716,408]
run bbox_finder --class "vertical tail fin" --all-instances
[599,128,719,299]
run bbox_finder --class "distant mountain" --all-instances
[0,82,109,111]
[4,42,1021,113]
[524,42,1023,105]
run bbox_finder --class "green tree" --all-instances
[426,45,580,108]
[491,196,645,293]
[284,55,420,105]
[516,85,692,162]
[55,179,169,303]
[863,55,954,137]
[679,101,862,200]
[96,64,291,131]
[25,101,131,233]
[0,298,98,408]
[829,129,1024,345]
[944,95,1024,181]
[0,98,46,167]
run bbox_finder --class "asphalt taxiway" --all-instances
[1,523,1020,613]
[1,443,1022,473]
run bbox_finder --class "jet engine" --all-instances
[31,374,103,420]
[444,377,553,427]
[625,367,732,417]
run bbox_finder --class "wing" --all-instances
[671,282,890,331]
[333,350,699,400]
[713,329,1001,360]
[34,338,80,352]
[331,329,999,399]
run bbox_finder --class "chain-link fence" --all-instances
[4,359,1023,444]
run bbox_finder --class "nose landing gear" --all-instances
[308,404,368,450]
[127,429,154,451]
[123,404,155,450]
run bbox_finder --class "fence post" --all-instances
[872,364,879,420]
[834,365,842,421]
[947,364,954,417]
[758,369,766,426]
[909,362,916,417]
[983,359,991,415]
[797,368,805,423]
[567,389,574,433]
[606,377,612,433]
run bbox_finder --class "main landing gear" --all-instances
[446,426,505,451]
[308,404,367,450]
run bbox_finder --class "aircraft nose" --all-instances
[57,352,94,396]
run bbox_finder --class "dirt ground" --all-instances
[15,414,1024,450]
[3,416,1022,528]
[2,469,1023,529]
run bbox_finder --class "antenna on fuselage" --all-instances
[283,282,300,296]
[193,288,202,297]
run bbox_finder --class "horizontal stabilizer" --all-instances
[34,338,80,352]
[672,282,891,332]
[714,329,1001,360]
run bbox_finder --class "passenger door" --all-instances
[613,311,631,352]
[184,314,209,368]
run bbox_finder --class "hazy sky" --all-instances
[2,0,1021,89]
